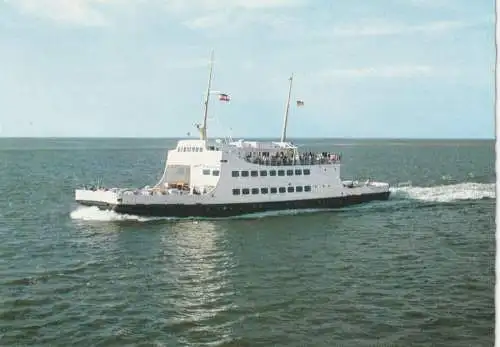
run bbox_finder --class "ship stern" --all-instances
[75,189,121,211]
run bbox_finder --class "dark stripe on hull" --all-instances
[77,191,390,218]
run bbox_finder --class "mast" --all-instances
[200,50,215,141]
[280,74,293,143]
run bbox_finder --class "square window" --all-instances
[251,171,258,177]
[212,170,220,176]
[251,188,259,194]
[270,187,277,194]
[241,171,249,177]
[278,170,285,176]
[304,185,311,192]
[296,186,303,192]
[232,189,240,195]
[270,170,276,176]
[232,171,239,177]
[242,188,250,195]
[303,169,310,175]
[261,188,269,194]
[286,170,293,176]
[287,186,294,193]
[202,169,210,175]
[295,169,302,175]
[260,170,267,176]
[279,187,286,193]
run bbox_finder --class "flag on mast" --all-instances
[296,99,304,107]
[219,93,230,102]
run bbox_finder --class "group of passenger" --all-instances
[244,150,341,166]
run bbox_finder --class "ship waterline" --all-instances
[76,188,390,218]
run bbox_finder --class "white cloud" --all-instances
[6,0,304,28]
[7,0,488,40]
[328,19,484,37]
[172,0,303,32]
[8,0,112,26]
[183,12,229,30]
[162,0,303,12]
[320,65,434,79]
[183,11,297,32]
[404,0,457,8]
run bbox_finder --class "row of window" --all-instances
[202,168,312,177]
[178,147,204,152]
[178,146,220,152]
[233,185,312,195]
[202,169,219,176]
[232,169,310,178]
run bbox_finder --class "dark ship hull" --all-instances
[77,191,390,218]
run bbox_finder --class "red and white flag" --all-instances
[219,93,230,102]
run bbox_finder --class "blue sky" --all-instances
[0,0,495,138]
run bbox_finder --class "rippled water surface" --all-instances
[0,138,495,346]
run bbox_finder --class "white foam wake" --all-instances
[391,182,495,203]
[69,205,326,222]
[69,206,168,222]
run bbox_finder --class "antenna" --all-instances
[199,50,215,141]
[280,74,293,143]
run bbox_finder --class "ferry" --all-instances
[75,53,391,217]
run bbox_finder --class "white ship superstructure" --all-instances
[75,52,390,217]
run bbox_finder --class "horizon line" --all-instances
[0,136,494,141]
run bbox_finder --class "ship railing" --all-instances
[240,153,341,166]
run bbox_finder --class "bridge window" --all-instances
[242,188,250,195]
[232,189,240,195]
[212,170,220,176]
[278,187,286,193]
[278,170,285,176]
[304,185,311,192]
[270,187,277,194]
[287,186,294,193]
[202,169,210,175]
[251,170,258,177]
[251,188,259,195]
[261,188,269,194]
[241,171,249,177]
[295,169,302,175]
[303,169,310,175]
[296,186,303,192]
[269,170,276,176]
[232,171,239,177]
[260,170,267,177]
